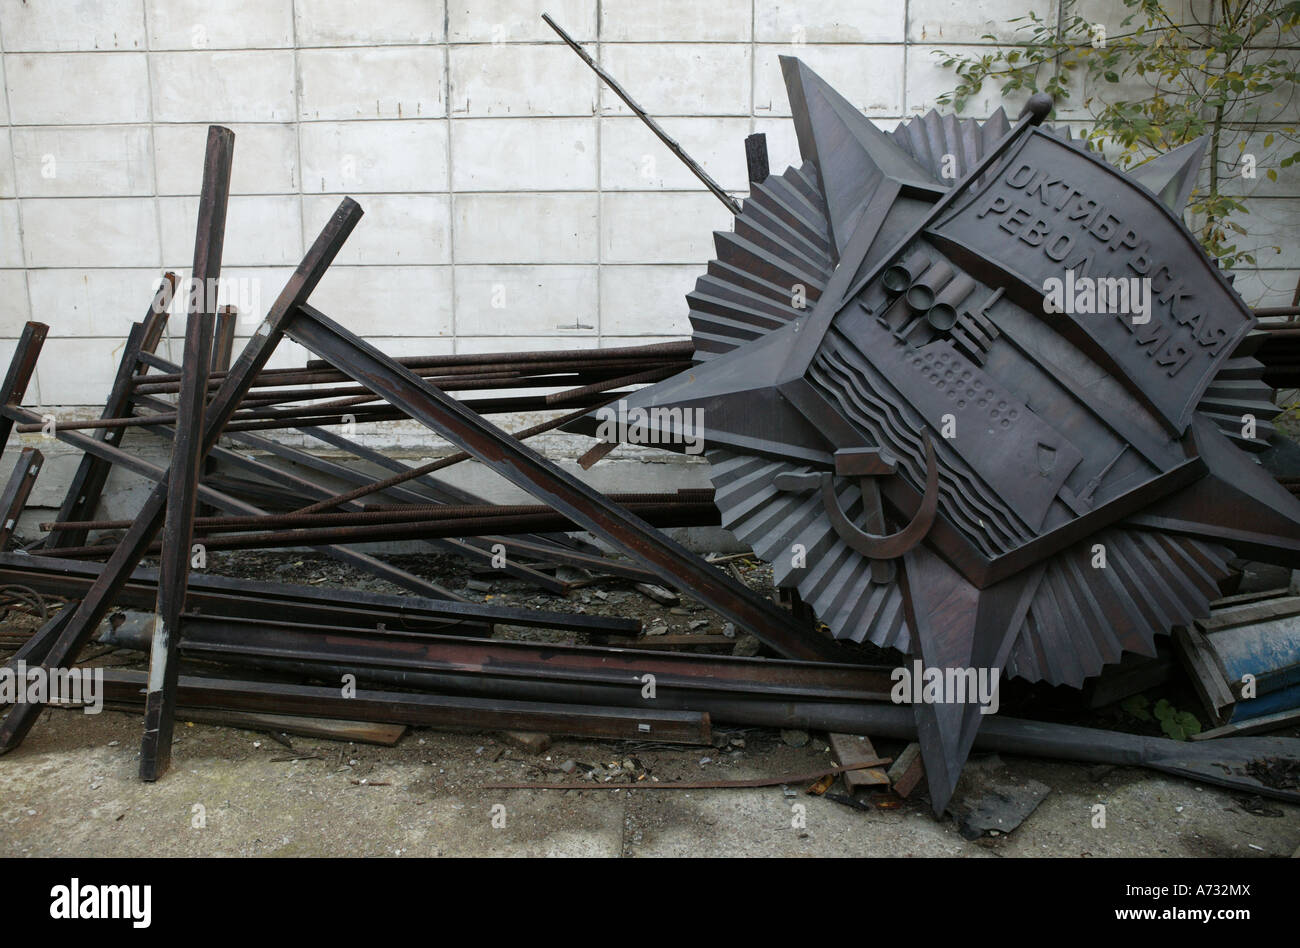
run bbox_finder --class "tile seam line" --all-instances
[444,1,455,350]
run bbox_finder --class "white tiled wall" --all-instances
[0,0,1295,412]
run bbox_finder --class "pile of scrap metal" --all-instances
[2,29,1300,819]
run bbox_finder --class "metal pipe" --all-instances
[925,272,977,331]
[881,249,930,295]
[541,14,742,216]
[904,260,954,313]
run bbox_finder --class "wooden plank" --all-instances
[634,582,679,606]
[1174,625,1237,726]
[887,742,925,798]
[829,732,890,790]
[1205,613,1300,699]
[1211,587,1291,609]
[1199,596,1300,633]
[191,710,405,746]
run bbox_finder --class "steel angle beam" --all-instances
[140,125,233,780]
[0,322,48,457]
[0,447,42,549]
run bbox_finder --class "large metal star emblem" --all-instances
[570,58,1300,812]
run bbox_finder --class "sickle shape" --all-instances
[821,434,939,560]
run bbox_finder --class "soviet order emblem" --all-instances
[571,58,1300,812]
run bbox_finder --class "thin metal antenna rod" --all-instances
[542,12,743,216]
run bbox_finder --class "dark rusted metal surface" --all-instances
[0,447,42,549]
[561,58,1297,812]
[211,305,239,374]
[97,669,713,746]
[140,124,234,780]
[0,321,48,457]
[45,275,175,550]
[745,132,770,184]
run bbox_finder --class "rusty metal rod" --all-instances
[545,364,681,405]
[304,339,695,372]
[361,490,716,512]
[134,341,695,390]
[92,669,713,746]
[233,373,531,405]
[43,495,718,534]
[17,374,626,435]
[24,360,681,434]
[134,358,686,397]
[286,400,619,515]
[137,363,666,400]
[42,505,722,558]
[541,13,742,215]
[195,395,633,435]
[219,391,645,431]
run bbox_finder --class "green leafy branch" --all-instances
[934,0,1300,270]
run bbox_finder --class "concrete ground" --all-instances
[1,705,1296,857]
